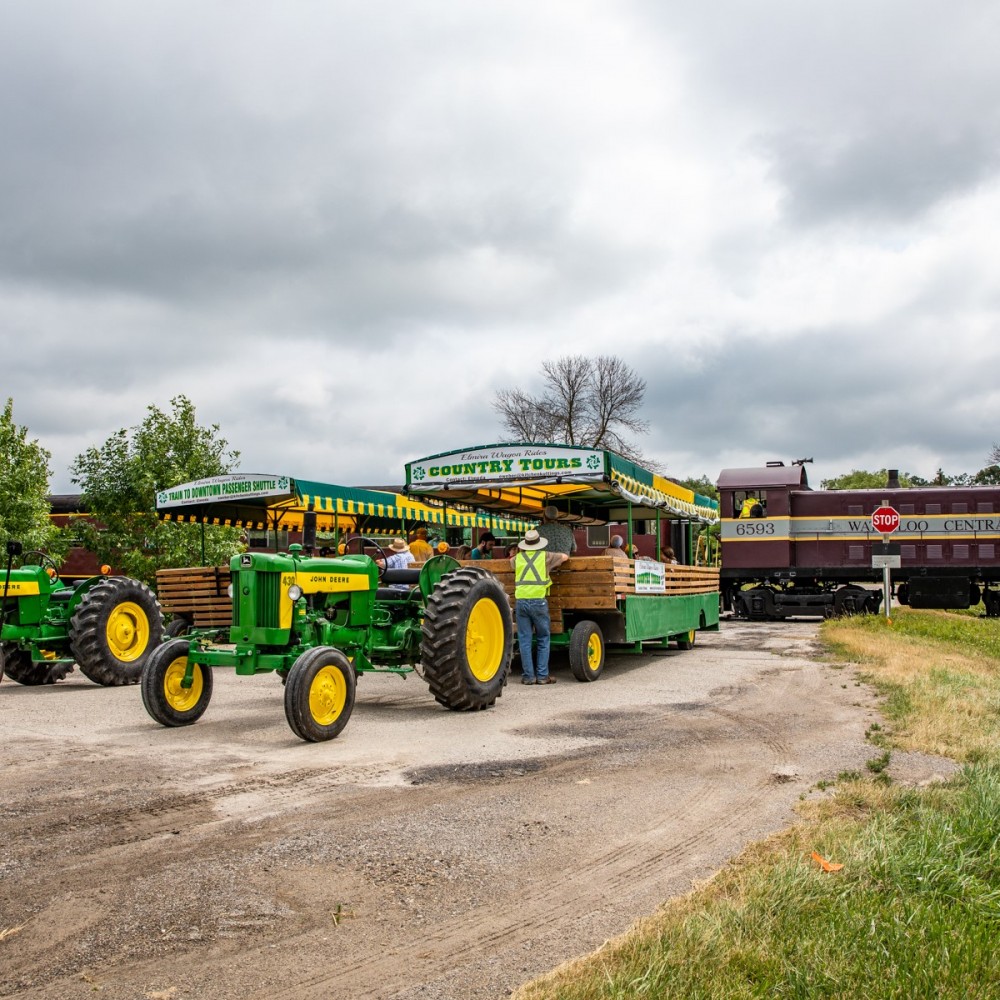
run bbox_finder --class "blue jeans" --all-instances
[516,598,551,680]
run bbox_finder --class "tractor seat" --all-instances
[47,587,78,603]
[381,568,421,586]
[376,587,417,601]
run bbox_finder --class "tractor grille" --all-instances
[231,570,283,630]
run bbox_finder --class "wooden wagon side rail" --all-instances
[155,565,232,627]
[461,557,720,634]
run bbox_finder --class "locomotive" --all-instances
[718,463,1000,619]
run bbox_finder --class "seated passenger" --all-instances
[376,538,415,591]
[602,535,629,561]
[470,532,497,560]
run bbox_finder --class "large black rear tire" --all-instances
[284,647,356,742]
[0,642,73,685]
[140,638,213,727]
[421,567,512,710]
[70,577,164,685]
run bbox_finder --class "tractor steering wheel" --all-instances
[20,550,60,579]
[341,535,389,579]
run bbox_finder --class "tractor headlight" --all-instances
[288,583,303,602]
[227,583,234,598]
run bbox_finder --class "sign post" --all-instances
[871,506,900,621]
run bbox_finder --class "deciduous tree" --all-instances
[493,355,650,462]
[0,398,66,557]
[71,396,242,586]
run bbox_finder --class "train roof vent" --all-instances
[765,461,785,467]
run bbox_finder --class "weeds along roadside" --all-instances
[514,609,1000,1000]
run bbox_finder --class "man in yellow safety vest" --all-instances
[511,528,569,685]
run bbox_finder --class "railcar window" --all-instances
[734,491,766,518]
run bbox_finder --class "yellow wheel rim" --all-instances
[587,632,603,670]
[106,601,150,661]
[309,664,347,727]
[466,597,504,682]
[163,656,203,713]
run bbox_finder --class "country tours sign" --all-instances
[407,445,605,488]
[157,474,291,509]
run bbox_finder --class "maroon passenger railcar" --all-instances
[718,464,1000,619]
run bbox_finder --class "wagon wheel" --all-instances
[568,620,605,682]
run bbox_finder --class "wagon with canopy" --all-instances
[154,473,529,631]
[404,444,721,681]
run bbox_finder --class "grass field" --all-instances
[514,609,1000,1000]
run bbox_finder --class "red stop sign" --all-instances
[872,506,900,533]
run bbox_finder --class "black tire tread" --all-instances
[140,638,213,727]
[0,642,73,685]
[420,568,512,711]
[568,621,604,682]
[69,577,163,686]
[283,646,356,742]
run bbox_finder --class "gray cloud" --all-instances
[2,1,999,496]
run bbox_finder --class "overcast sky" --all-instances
[3,1,999,494]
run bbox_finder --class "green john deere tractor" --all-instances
[141,538,513,742]
[0,541,164,686]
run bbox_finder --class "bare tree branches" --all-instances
[493,354,650,462]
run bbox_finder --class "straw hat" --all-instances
[517,529,548,551]
[389,538,410,553]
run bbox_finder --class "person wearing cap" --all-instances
[537,505,577,556]
[602,534,629,562]
[409,527,433,563]
[378,538,415,590]
[510,529,569,685]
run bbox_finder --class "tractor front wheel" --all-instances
[284,647,356,742]
[0,643,73,685]
[140,638,213,727]
[70,577,164,685]
[421,568,512,710]
[568,621,605,682]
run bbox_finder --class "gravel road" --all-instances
[1,620,902,999]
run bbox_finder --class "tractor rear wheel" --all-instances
[569,621,605,682]
[421,567,512,710]
[0,643,73,685]
[284,647,356,742]
[140,638,213,726]
[69,577,163,685]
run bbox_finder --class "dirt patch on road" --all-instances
[1,621,895,999]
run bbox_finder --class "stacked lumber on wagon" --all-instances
[155,565,232,627]
[461,557,720,634]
